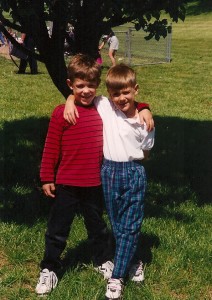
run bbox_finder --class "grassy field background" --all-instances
[0,1,211,299]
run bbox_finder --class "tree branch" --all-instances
[0,13,22,32]
[0,23,43,62]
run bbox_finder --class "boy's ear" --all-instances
[67,79,73,89]
[135,84,139,95]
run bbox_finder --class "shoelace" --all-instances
[133,262,143,275]
[100,261,114,272]
[40,272,49,285]
[108,279,123,291]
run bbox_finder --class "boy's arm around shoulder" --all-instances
[64,95,79,124]
[136,102,154,131]
[63,95,107,124]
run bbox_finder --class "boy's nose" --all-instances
[82,86,90,93]
[119,94,126,102]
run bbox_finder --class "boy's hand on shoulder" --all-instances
[139,109,155,131]
[42,183,56,198]
[64,95,79,125]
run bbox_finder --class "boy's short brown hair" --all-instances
[67,53,101,85]
[106,64,137,91]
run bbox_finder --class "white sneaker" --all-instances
[105,278,124,300]
[128,260,144,282]
[35,268,58,295]
[95,260,114,279]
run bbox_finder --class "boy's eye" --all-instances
[75,84,84,89]
[75,84,96,89]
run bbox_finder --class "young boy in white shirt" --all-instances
[65,62,155,300]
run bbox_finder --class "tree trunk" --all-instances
[31,0,70,99]
[74,0,105,58]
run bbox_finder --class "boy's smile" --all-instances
[108,85,139,118]
[67,78,98,106]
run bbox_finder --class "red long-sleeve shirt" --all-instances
[40,101,149,187]
[40,104,103,187]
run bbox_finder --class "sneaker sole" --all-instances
[105,296,123,300]
[37,293,50,297]
[36,290,52,296]
[131,275,145,283]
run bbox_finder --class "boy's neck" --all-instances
[75,102,94,107]
[124,105,137,118]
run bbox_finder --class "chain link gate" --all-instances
[100,26,172,67]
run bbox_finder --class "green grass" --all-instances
[0,3,212,299]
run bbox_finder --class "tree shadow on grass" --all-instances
[144,116,211,219]
[186,0,212,15]
[0,117,50,225]
[0,116,211,227]
[59,232,159,276]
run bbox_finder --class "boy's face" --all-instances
[108,84,139,117]
[67,78,98,106]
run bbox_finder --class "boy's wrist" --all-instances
[67,94,75,102]
[138,106,151,112]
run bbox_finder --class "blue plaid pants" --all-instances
[101,159,146,279]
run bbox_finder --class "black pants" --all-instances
[18,36,37,74]
[40,185,111,273]
[19,55,38,74]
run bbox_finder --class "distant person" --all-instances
[99,31,119,66]
[0,30,6,47]
[96,35,107,65]
[17,33,38,74]
[7,27,17,51]
[64,25,75,56]
[7,27,17,40]
[0,21,6,47]
[96,48,103,66]
[47,21,53,37]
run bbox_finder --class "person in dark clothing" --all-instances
[0,31,6,46]
[18,33,38,74]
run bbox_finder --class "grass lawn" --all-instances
[0,2,211,299]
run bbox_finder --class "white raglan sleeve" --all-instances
[94,95,113,121]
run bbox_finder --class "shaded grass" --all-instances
[186,0,212,15]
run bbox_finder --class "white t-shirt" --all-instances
[107,36,119,50]
[94,96,155,162]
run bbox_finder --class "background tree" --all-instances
[0,0,187,98]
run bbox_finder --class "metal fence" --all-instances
[100,26,172,67]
